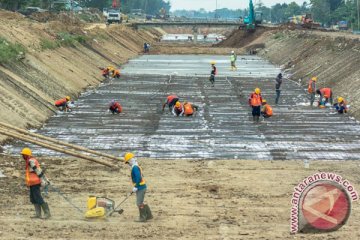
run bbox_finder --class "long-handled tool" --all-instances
[47,183,83,214]
[107,192,133,217]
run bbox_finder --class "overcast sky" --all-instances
[169,0,306,11]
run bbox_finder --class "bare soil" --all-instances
[0,10,161,142]
[0,156,359,239]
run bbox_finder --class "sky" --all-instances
[169,0,306,11]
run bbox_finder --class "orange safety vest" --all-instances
[25,158,42,187]
[320,88,332,98]
[264,104,273,116]
[308,80,315,93]
[112,69,120,77]
[110,102,122,113]
[132,165,146,186]
[167,95,178,103]
[184,103,194,115]
[250,93,262,107]
[55,98,67,107]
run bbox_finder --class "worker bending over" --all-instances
[55,96,71,112]
[162,94,179,112]
[334,97,348,114]
[101,66,114,79]
[109,100,122,114]
[316,88,333,105]
[124,153,152,222]
[307,76,317,106]
[183,102,199,117]
[172,101,184,116]
[21,148,51,219]
[111,69,121,79]
[249,88,262,123]
[261,99,273,118]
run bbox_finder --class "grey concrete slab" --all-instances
[5,55,360,160]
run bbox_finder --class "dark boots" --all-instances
[31,204,42,219]
[138,204,153,222]
[138,206,147,222]
[144,204,153,220]
[40,202,51,219]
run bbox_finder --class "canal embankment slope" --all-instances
[220,28,360,119]
[0,10,161,142]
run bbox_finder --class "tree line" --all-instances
[0,0,171,16]
[173,0,360,29]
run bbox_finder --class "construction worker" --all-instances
[183,102,199,117]
[249,88,263,123]
[230,50,237,71]
[111,69,121,79]
[123,152,152,222]
[100,67,109,79]
[102,66,114,79]
[21,148,51,219]
[109,100,122,114]
[209,61,217,87]
[261,99,273,118]
[162,94,179,112]
[55,96,71,112]
[333,97,348,114]
[275,73,283,105]
[172,101,184,116]
[316,88,333,105]
[307,76,317,106]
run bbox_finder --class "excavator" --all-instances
[240,0,262,32]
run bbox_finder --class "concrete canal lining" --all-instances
[7,55,360,160]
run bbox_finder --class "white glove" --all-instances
[132,187,138,193]
[41,178,50,187]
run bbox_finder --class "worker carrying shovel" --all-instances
[123,152,153,222]
[21,148,51,219]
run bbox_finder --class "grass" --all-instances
[273,32,284,40]
[0,37,26,63]
[40,38,61,50]
[40,32,89,50]
[57,32,89,47]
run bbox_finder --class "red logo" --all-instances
[300,182,351,232]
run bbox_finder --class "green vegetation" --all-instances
[40,38,60,50]
[273,32,284,40]
[57,32,88,47]
[39,33,89,50]
[0,37,26,63]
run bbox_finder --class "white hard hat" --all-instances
[231,50,234,53]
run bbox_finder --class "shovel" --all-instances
[107,192,133,217]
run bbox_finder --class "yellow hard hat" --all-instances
[255,88,261,94]
[175,101,181,107]
[66,96,71,101]
[21,148,32,156]
[210,61,216,65]
[338,97,344,103]
[311,76,318,81]
[262,99,267,103]
[124,152,135,163]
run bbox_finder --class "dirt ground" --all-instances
[0,155,359,239]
